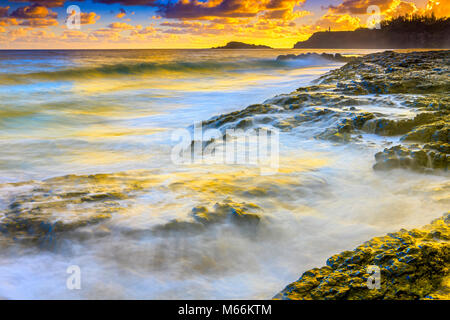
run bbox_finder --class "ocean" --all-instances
[0,49,448,299]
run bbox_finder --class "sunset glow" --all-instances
[0,0,448,49]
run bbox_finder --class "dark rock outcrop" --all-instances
[212,41,272,49]
[277,53,353,63]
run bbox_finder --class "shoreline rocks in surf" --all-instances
[0,173,140,247]
[201,50,449,172]
[266,50,449,300]
[276,52,353,63]
[152,199,262,236]
[1,51,448,298]
[274,212,450,300]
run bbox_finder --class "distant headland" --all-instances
[212,41,273,49]
[294,14,450,49]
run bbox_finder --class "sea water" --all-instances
[0,49,448,299]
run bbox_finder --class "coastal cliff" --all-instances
[294,15,450,49]
[294,29,450,49]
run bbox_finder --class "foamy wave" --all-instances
[0,58,334,83]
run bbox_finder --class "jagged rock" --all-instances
[153,199,262,236]
[319,51,450,95]
[276,52,353,63]
[0,172,155,245]
[362,112,439,136]
[373,144,449,171]
[197,50,449,172]
[402,121,449,143]
[192,200,261,226]
[201,104,279,130]
[274,213,450,300]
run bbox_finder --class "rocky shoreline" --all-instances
[197,49,449,299]
[270,50,449,300]
[276,52,353,63]
[202,50,449,172]
[3,51,447,241]
[0,50,448,299]
[275,212,449,300]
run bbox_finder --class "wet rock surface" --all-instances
[1,50,448,299]
[0,171,265,246]
[374,143,449,172]
[0,173,147,245]
[153,199,263,236]
[197,50,450,299]
[276,52,353,63]
[202,50,449,172]
[320,50,450,95]
[274,212,450,300]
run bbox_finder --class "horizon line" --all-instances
[1,47,449,51]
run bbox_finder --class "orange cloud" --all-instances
[0,17,19,27]
[93,0,157,4]
[2,0,447,49]
[328,0,395,14]
[61,29,90,40]
[262,8,310,20]
[327,0,426,19]
[316,0,427,31]
[159,0,307,20]
[28,29,56,40]
[80,12,101,25]
[8,4,58,27]
[314,12,362,31]
[9,0,66,8]
[425,0,450,17]
[129,25,159,40]
[385,0,419,17]
[91,28,123,41]
[19,18,58,27]
[160,21,204,28]
[108,22,142,30]
[116,8,127,19]
[4,28,58,43]
[7,27,30,40]
[133,26,157,34]
[10,4,57,19]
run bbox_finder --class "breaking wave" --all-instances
[0,57,339,83]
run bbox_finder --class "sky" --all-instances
[0,0,448,49]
